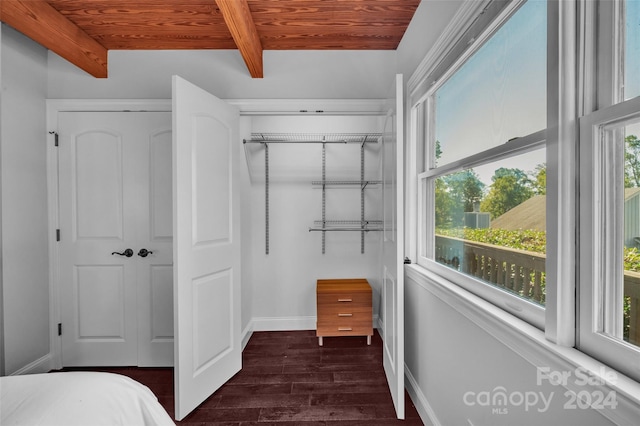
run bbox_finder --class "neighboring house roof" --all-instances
[489,195,546,232]
[626,187,640,200]
[489,188,640,232]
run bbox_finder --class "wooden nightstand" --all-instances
[316,278,373,346]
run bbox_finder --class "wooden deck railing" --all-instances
[435,234,640,344]
[626,271,640,345]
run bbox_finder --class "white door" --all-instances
[58,112,173,367]
[380,74,405,419]
[173,76,242,421]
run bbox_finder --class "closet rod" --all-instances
[243,139,378,144]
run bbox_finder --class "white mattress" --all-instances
[0,371,175,426]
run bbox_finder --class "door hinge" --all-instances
[49,131,58,147]
[56,229,61,242]
[57,323,62,336]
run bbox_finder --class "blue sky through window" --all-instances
[627,0,640,99]
[434,0,547,185]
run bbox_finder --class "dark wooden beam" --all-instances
[0,0,108,78]
[215,0,263,78]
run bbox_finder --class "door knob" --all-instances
[112,248,134,257]
[138,248,154,258]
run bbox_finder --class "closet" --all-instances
[242,115,385,331]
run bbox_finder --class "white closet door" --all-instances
[381,74,405,419]
[135,118,174,366]
[172,76,242,421]
[58,111,173,367]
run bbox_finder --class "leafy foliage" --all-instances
[436,228,640,272]
[625,247,640,272]
[532,164,546,195]
[437,227,546,253]
[625,135,640,188]
[480,168,534,219]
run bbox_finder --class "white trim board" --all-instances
[46,99,386,115]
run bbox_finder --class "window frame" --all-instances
[414,0,553,329]
[575,0,640,384]
[578,85,640,384]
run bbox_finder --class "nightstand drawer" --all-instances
[316,323,373,336]
[317,293,370,308]
[316,304,371,320]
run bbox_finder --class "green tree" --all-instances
[434,169,485,227]
[480,167,534,219]
[625,134,640,188]
[435,140,443,166]
[532,163,546,195]
[435,177,452,227]
[443,170,485,225]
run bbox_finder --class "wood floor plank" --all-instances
[59,330,423,425]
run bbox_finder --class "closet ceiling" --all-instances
[0,0,420,78]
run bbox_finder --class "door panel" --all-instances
[74,131,124,239]
[76,265,128,339]
[137,120,174,366]
[59,111,173,367]
[173,76,241,421]
[150,130,173,240]
[380,74,405,419]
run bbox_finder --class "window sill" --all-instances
[405,263,640,424]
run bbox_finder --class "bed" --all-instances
[0,371,175,425]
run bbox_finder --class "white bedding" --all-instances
[0,371,175,426]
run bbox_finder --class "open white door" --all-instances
[172,76,241,421]
[380,74,405,419]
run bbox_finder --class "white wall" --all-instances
[239,116,254,337]
[47,49,396,99]
[405,269,616,426]
[396,0,464,80]
[245,115,384,330]
[0,25,51,375]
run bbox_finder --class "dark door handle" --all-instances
[112,248,134,257]
[138,248,153,258]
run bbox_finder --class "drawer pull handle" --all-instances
[338,298,352,302]
[338,313,353,317]
[338,327,353,331]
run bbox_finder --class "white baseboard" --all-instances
[241,321,254,350]
[405,364,439,426]
[11,353,53,375]
[251,316,316,331]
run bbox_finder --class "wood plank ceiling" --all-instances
[0,0,420,78]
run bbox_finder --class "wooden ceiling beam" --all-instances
[0,0,108,78]
[214,0,263,78]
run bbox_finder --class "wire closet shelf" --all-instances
[244,132,384,254]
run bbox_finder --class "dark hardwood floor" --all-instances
[67,330,423,425]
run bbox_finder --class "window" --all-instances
[417,0,547,327]
[411,0,640,384]
[578,0,640,382]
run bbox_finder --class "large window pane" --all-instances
[625,0,640,100]
[433,1,546,166]
[434,148,546,305]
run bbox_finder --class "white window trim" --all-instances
[543,0,578,347]
[579,96,640,383]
